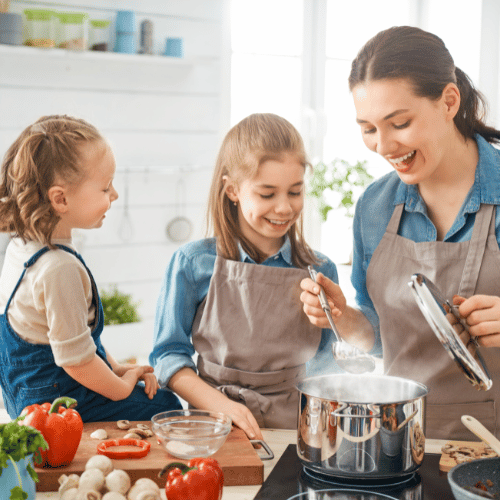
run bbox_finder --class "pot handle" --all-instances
[331,406,381,419]
[250,440,274,460]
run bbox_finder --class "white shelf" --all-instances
[0,43,216,66]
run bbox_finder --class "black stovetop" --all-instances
[253,445,454,500]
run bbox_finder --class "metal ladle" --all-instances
[308,266,376,374]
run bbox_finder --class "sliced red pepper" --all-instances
[97,438,151,459]
[19,397,83,468]
[161,457,223,500]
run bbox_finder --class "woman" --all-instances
[300,26,500,440]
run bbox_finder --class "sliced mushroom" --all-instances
[58,473,80,495]
[128,428,153,438]
[117,420,131,430]
[136,424,150,431]
[123,432,143,440]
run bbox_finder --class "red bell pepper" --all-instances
[19,396,83,467]
[160,457,224,500]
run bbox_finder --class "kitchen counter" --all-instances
[33,429,447,499]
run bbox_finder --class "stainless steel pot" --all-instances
[297,373,428,479]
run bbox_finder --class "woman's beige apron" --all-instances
[367,203,500,440]
[191,254,322,429]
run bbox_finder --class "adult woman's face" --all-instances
[352,78,458,185]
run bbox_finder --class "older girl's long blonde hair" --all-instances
[0,115,104,246]
[207,113,318,267]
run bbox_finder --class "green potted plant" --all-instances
[308,158,374,264]
[100,286,141,326]
[0,419,48,500]
[100,286,143,364]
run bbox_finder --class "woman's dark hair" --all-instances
[348,26,500,144]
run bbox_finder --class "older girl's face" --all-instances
[352,78,458,185]
[225,153,305,257]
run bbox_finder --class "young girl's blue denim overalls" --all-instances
[0,245,181,420]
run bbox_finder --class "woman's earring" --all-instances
[233,201,237,206]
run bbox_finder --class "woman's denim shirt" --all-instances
[351,134,500,354]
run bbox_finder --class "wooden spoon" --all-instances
[461,415,500,455]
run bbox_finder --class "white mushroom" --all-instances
[135,491,161,500]
[90,429,108,440]
[127,479,160,500]
[105,469,131,495]
[60,488,79,500]
[102,493,127,500]
[76,490,102,500]
[58,474,80,496]
[79,468,105,492]
[85,455,114,476]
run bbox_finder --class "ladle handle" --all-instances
[307,266,342,342]
[461,415,500,455]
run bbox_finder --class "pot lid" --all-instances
[408,273,492,391]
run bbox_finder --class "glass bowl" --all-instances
[151,409,232,459]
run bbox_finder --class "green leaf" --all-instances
[10,486,28,500]
[99,286,141,325]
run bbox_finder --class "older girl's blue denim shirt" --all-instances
[352,135,500,353]
[150,237,340,387]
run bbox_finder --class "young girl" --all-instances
[150,113,340,440]
[0,115,182,421]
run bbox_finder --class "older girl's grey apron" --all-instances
[191,254,322,429]
[367,203,500,440]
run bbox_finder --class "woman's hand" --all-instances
[454,294,500,348]
[300,272,346,328]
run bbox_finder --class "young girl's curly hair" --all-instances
[0,115,103,246]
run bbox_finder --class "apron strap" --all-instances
[458,204,495,297]
[385,204,404,235]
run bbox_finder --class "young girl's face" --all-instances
[352,78,457,185]
[56,140,118,237]
[226,153,305,256]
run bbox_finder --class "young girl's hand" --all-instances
[215,399,264,441]
[454,294,500,348]
[139,371,160,399]
[300,272,346,328]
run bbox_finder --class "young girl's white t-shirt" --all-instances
[0,238,97,367]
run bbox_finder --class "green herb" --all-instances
[308,159,374,222]
[0,419,48,500]
[100,286,141,325]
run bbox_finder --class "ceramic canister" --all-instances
[0,12,22,45]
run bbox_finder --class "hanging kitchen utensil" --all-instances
[166,176,192,243]
[118,170,134,242]
[408,273,492,391]
[308,266,377,374]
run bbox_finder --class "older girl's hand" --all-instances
[454,294,500,348]
[300,272,346,328]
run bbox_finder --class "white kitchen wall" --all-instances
[0,0,230,361]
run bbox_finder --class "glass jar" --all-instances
[23,9,55,48]
[56,12,88,50]
[89,19,110,51]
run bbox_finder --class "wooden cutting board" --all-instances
[35,421,264,492]
[439,440,498,472]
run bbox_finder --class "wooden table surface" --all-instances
[33,429,448,499]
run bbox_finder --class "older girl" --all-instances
[301,26,500,439]
[0,115,182,420]
[150,113,339,439]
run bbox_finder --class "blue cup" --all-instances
[115,10,135,33]
[115,33,136,54]
[164,37,183,58]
